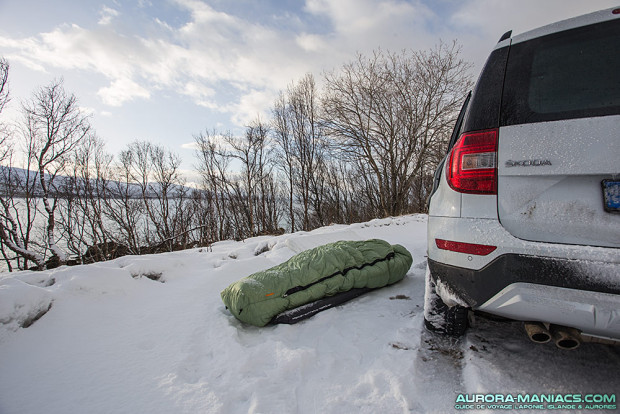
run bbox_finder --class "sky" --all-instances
[0,0,617,179]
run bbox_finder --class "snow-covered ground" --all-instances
[0,215,618,414]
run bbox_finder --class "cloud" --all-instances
[229,89,277,126]
[0,53,47,73]
[180,142,199,150]
[2,0,400,126]
[3,23,158,105]
[20,2,322,113]
[98,6,119,26]
[2,0,615,133]
[304,0,432,41]
[182,81,216,107]
[79,106,96,116]
[296,33,327,52]
[181,133,237,153]
[450,0,618,38]
[4,23,141,84]
[97,78,150,106]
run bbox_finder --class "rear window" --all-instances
[501,19,620,126]
[461,47,508,133]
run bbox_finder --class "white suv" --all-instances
[424,7,620,347]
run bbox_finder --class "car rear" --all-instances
[426,7,620,342]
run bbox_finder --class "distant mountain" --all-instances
[0,165,194,199]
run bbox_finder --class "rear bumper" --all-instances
[479,282,620,340]
[428,254,620,306]
[428,254,620,339]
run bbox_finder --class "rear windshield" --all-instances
[501,19,620,126]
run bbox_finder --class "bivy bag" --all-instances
[220,239,413,327]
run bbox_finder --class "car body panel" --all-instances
[497,116,620,248]
[427,162,462,218]
[427,215,620,271]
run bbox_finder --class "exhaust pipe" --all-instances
[524,322,551,344]
[550,325,581,350]
[581,334,620,346]
[525,323,620,348]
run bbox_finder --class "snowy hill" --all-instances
[0,215,618,414]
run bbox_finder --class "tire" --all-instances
[423,266,469,337]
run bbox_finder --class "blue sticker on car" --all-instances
[602,180,620,213]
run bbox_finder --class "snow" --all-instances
[433,275,469,308]
[0,214,619,414]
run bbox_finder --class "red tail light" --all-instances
[447,129,498,194]
[436,239,497,256]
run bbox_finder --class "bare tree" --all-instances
[0,155,46,270]
[104,148,145,255]
[106,140,192,253]
[194,130,234,241]
[222,119,279,238]
[0,59,47,270]
[272,92,296,232]
[193,122,281,241]
[0,163,44,270]
[272,74,325,231]
[146,142,191,251]
[0,58,14,269]
[0,57,10,161]
[0,171,45,270]
[322,44,472,216]
[20,79,92,267]
[57,134,115,263]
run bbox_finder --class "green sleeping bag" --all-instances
[221,239,413,327]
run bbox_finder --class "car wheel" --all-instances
[423,266,469,337]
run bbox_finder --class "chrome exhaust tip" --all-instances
[524,322,551,344]
[550,325,581,350]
